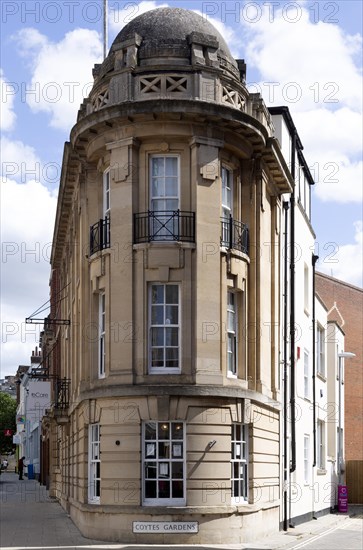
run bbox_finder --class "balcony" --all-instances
[90,217,110,255]
[221,216,249,255]
[134,210,195,244]
[54,377,70,410]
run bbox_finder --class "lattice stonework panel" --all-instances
[166,76,187,92]
[222,85,245,110]
[140,75,188,95]
[92,88,109,111]
[140,76,162,93]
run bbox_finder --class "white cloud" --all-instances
[1,136,42,183]
[0,69,16,131]
[243,5,362,112]
[1,177,57,376]
[13,28,103,131]
[318,221,363,288]
[241,3,362,204]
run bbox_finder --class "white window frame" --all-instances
[149,283,180,374]
[222,165,233,218]
[317,324,325,377]
[149,155,180,240]
[150,155,180,211]
[221,166,233,246]
[98,293,105,378]
[304,263,309,313]
[142,421,186,506]
[304,349,310,399]
[227,290,238,377]
[88,423,101,504]
[103,169,110,219]
[231,423,248,504]
[317,420,325,470]
[304,434,310,485]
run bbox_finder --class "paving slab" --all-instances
[1,471,362,549]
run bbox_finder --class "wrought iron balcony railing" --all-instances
[90,217,110,255]
[221,216,249,255]
[54,377,70,410]
[134,210,195,243]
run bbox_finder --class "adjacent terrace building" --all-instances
[41,7,298,544]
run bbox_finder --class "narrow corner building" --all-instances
[41,7,294,544]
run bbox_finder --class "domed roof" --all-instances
[113,7,237,68]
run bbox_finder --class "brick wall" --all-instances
[316,272,363,461]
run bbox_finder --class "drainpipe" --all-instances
[289,132,296,479]
[312,254,319,468]
[283,201,290,532]
[312,253,319,520]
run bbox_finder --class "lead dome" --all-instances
[113,7,238,70]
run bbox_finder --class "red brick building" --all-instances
[315,272,363,461]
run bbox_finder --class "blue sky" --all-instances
[1,0,362,377]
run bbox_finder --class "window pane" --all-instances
[172,462,184,479]
[165,327,178,346]
[145,462,157,478]
[166,285,178,304]
[152,178,164,198]
[158,442,171,459]
[151,348,164,367]
[158,480,170,498]
[165,177,178,196]
[165,348,178,368]
[145,422,156,440]
[158,423,170,439]
[151,305,164,325]
[145,480,157,498]
[165,157,177,176]
[165,199,179,210]
[152,158,164,177]
[165,305,178,324]
[172,480,183,498]
[151,327,164,346]
[145,443,156,459]
[152,285,164,304]
[172,423,184,439]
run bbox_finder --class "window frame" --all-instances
[98,293,106,378]
[103,169,110,219]
[317,420,325,470]
[317,324,325,377]
[231,423,249,504]
[227,290,238,377]
[304,434,310,485]
[149,155,180,212]
[142,420,186,506]
[88,423,101,504]
[221,165,233,218]
[304,349,310,399]
[304,263,309,314]
[148,283,181,374]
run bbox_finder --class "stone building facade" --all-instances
[41,7,296,544]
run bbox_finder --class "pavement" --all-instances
[0,470,362,549]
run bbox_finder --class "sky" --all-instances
[1,0,362,378]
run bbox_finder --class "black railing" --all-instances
[134,210,195,243]
[90,217,110,255]
[54,378,70,410]
[221,216,249,255]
